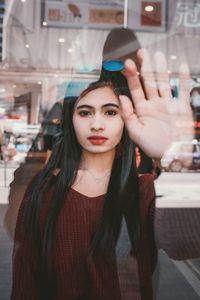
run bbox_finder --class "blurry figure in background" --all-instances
[4,138,47,239]
[190,86,200,141]
[99,27,161,178]
[42,100,63,163]
[190,86,200,121]
[5,135,17,161]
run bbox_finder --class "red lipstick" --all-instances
[87,136,108,145]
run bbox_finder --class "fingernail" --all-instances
[125,59,135,69]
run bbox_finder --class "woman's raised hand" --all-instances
[119,49,193,159]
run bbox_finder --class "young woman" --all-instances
[11,52,193,300]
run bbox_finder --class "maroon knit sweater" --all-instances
[11,174,156,300]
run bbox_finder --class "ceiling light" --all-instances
[168,70,171,74]
[0,88,6,93]
[37,81,42,85]
[144,5,154,12]
[58,38,65,43]
[12,84,16,88]
[25,44,30,48]
[68,48,73,53]
[21,0,26,2]
[42,21,47,26]
[170,55,177,60]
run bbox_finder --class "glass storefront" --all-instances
[0,1,200,299]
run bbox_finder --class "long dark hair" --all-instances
[24,81,140,297]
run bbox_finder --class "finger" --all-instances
[124,59,146,106]
[119,95,142,144]
[154,52,172,99]
[137,48,159,99]
[179,63,190,104]
[118,94,135,120]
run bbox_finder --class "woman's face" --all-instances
[72,86,124,154]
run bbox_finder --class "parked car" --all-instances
[161,140,200,172]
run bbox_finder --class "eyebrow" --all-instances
[76,103,119,110]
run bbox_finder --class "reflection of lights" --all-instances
[192,139,198,144]
[68,48,73,53]
[21,0,26,2]
[193,121,200,128]
[58,38,65,43]
[42,21,47,26]
[25,44,30,48]
[0,88,6,93]
[144,5,154,12]
[168,70,171,74]
[37,81,42,85]
[0,108,5,114]
[170,55,177,60]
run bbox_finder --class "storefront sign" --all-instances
[42,0,124,29]
[127,0,167,32]
[168,0,200,34]
[175,2,200,30]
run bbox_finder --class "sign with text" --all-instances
[169,1,200,34]
[42,0,124,29]
[128,0,167,32]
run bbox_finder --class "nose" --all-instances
[90,114,105,131]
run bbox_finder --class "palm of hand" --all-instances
[120,51,193,158]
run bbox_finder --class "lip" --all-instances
[87,136,108,145]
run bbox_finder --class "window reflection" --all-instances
[0,1,200,299]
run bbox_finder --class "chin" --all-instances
[83,145,115,154]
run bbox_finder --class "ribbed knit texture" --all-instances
[155,207,200,260]
[11,174,157,300]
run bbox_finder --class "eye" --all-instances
[78,110,91,117]
[105,110,118,116]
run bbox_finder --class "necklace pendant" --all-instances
[94,177,102,183]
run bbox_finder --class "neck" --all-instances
[80,149,115,173]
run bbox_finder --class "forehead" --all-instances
[77,86,119,107]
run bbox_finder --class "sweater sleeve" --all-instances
[11,179,40,300]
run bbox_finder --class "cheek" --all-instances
[73,116,90,149]
[112,119,124,143]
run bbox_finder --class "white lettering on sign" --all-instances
[175,3,200,28]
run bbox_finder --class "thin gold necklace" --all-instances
[86,169,111,183]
